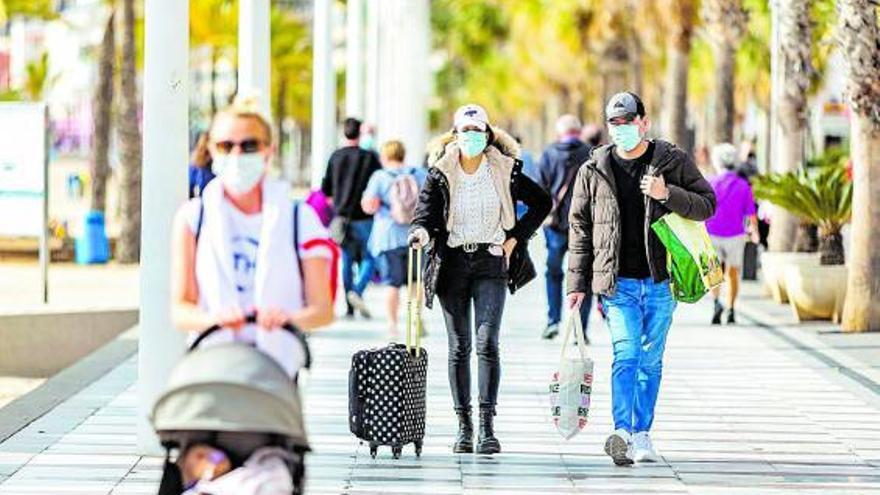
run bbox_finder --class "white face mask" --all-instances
[213,152,265,194]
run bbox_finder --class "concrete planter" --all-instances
[783,264,848,323]
[761,252,822,304]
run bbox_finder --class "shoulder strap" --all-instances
[194,198,205,244]
[556,152,583,205]
[292,201,304,283]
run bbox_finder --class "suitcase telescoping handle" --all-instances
[406,247,423,357]
[187,313,312,369]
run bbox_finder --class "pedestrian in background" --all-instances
[538,114,594,342]
[321,117,382,318]
[567,92,715,466]
[360,140,426,337]
[409,104,550,455]
[580,123,604,147]
[188,131,215,198]
[706,143,759,325]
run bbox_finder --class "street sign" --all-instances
[0,102,50,302]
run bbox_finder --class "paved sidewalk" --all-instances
[2,254,880,493]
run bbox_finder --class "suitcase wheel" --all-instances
[414,440,423,457]
[392,445,402,460]
[369,444,378,459]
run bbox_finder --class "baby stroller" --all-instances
[151,317,311,495]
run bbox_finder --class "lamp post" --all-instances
[137,0,189,455]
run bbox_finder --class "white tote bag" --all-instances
[548,313,594,440]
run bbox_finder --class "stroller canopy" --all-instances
[151,343,308,448]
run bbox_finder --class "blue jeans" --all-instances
[601,277,675,433]
[341,219,375,301]
[545,228,590,331]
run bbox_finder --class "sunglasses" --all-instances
[213,138,265,154]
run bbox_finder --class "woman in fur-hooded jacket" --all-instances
[408,104,551,455]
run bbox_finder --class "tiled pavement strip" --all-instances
[2,247,880,494]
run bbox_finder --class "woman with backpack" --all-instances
[361,140,426,337]
[170,96,336,378]
[408,104,551,455]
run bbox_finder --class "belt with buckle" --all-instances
[458,242,496,254]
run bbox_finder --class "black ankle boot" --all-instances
[476,407,501,454]
[452,408,473,453]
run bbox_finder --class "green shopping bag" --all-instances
[650,213,724,303]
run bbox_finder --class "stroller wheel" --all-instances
[392,445,402,459]
[414,440,423,457]
[369,444,378,459]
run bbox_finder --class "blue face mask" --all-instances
[458,130,488,158]
[608,124,643,152]
[359,136,375,151]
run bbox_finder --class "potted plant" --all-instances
[752,164,852,321]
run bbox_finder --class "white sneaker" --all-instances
[632,431,660,463]
[346,291,372,318]
[604,429,634,466]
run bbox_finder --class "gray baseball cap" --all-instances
[605,92,645,122]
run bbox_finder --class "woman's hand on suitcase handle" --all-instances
[408,227,429,249]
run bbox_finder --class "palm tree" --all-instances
[115,0,141,263]
[90,10,115,214]
[663,0,700,148]
[270,7,311,170]
[837,0,880,332]
[702,0,748,145]
[767,0,813,253]
[190,0,237,117]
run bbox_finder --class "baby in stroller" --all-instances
[152,320,312,495]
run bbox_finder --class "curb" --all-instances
[0,326,138,444]
[737,301,880,402]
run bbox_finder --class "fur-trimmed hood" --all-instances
[424,127,522,232]
[426,127,521,171]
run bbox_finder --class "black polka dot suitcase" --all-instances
[349,247,428,459]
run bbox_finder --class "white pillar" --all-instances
[345,0,365,118]
[138,0,188,455]
[375,0,429,165]
[311,0,336,188]
[238,0,271,116]
[364,0,380,125]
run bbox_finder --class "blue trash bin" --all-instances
[75,210,110,264]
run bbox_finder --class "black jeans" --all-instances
[437,249,507,411]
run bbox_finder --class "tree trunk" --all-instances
[663,37,690,148]
[793,223,818,252]
[768,0,812,253]
[210,45,218,117]
[841,116,880,332]
[817,230,845,266]
[628,34,643,97]
[600,42,629,117]
[115,0,142,263]
[838,0,880,332]
[90,11,114,214]
[711,42,735,146]
[275,77,287,173]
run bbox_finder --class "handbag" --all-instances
[650,212,724,303]
[548,312,593,440]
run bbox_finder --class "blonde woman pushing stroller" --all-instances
[167,96,335,490]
